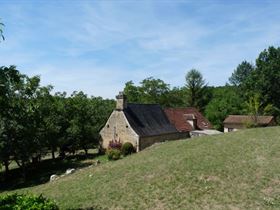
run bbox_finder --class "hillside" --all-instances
[3,127,280,209]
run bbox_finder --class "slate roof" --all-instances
[164,107,213,132]
[223,115,275,125]
[124,103,178,137]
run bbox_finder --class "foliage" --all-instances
[229,61,254,86]
[185,69,207,110]
[106,149,121,161]
[243,46,280,109]
[124,77,186,108]
[243,93,276,127]
[165,86,188,108]
[205,86,244,130]
[140,77,170,105]
[124,75,211,110]
[0,66,114,177]
[0,193,59,210]
[123,81,142,103]
[65,92,110,155]
[245,93,275,115]
[107,140,122,161]
[0,65,42,176]
[121,142,135,156]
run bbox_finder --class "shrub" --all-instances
[106,149,121,161]
[0,193,59,210]
[121,142,135,156]
[108,140,122,150]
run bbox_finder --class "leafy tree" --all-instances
[0,66,24,174]
[205,86,244,130]
[12,75,44,177]
[124,81,142,103]
[37,86,62,159]
[58,92,115,156]
[140,77,170,106]
[244,93,275,126]
[229,61,254,86]
[228,46,280,125]
[165,87,187,108]
[185,69,207,110]
[0,66,44,177]
[0,65,115,179]
[124,76,211,109]
[66,92,94,155]
[124,77,172,107]
[247,46,280,109]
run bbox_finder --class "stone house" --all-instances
[100,92,188,152]
[164,108,221,137]
[223,115,276,132]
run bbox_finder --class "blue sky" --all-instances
[0,0,280,99]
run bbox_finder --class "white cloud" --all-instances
[1,1,280,98]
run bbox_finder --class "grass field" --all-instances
[2,127,280,209]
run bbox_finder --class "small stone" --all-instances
[50,174,58,181]
[65,168,75,175]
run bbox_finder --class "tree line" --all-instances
[124,46,280,130]
[0,66,115,176]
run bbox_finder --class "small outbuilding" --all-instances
[223,115,276,132]
[100,92,189,152]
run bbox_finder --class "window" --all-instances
[228,128,234,132]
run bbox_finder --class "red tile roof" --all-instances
[164,107,213,132]
[223,115,274,125]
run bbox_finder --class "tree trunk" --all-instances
[4,161,9,173]
[51,149,55,160]
[84,148,88,156]
[15,159,27,181]
[4,160,9,178]
[22,161,26,181]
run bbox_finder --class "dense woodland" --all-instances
[1,44,280,178]
[0,66,115,176]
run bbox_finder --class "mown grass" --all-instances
[2,127,280,209]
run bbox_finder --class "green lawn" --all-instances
[2,127,280,209]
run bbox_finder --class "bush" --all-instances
[106,149,121,161]
[121,142,135,156]
[0,193,59,210]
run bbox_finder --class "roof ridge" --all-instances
[127,103,160,106]
[164,107,199,110]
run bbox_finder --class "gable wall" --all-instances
[100,110,139,150]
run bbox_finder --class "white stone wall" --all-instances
[224,127,238,132]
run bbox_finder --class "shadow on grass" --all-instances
[0,153,100,192]
[67,206,107,210]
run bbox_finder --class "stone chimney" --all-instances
[116,91,127,110]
